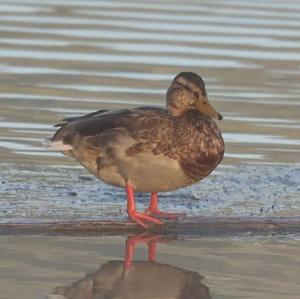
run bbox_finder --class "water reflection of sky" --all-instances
[0,49,254,68]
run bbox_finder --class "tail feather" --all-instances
[48,120,74,151]
[46,140,73,151]
[49,109,109,151]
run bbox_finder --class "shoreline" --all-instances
[1,216,299,236]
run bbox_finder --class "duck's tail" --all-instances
[45,139,73,151]
[45,120,74,152]
[46,109,110,152]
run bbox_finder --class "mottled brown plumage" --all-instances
[50,72,224,228]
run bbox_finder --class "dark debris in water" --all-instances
[68,191,78,197]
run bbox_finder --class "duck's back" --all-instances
[53,107,167,138]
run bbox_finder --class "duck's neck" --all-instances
[166,103,192,117]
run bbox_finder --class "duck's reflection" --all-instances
[50,233,211,299]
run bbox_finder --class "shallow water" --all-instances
[0,234,300,299]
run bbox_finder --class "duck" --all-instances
[50,72,224,229]
[47,233,211,299]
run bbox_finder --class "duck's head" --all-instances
[166,72,222,120]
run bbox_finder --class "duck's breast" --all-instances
[175,113,224,181]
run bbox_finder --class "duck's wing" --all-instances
[53,109,109,127]
[50,107,173,156]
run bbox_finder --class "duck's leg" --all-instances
[145,192,186,219]
[126,184,163,229]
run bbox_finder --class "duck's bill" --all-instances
[194,98,223,120]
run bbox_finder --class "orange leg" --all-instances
[126,184,162,229]
[146,192,186,219]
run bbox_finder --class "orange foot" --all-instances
[145,192,186,220]
[126,184,163,229]
[128,210,162,229]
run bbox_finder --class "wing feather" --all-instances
[50,107,170,151]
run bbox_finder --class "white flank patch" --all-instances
[46,140,73,151]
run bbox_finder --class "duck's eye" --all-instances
[202,101,207,105]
